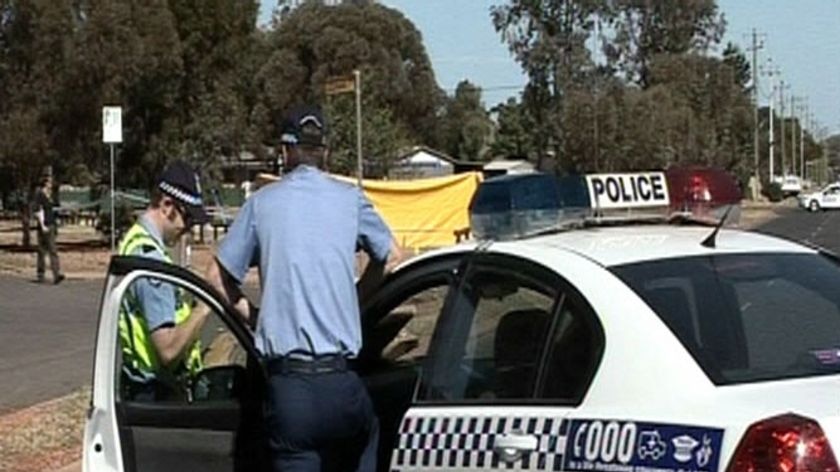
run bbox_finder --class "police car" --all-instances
[799,182,840,212]
[84,171,840,472]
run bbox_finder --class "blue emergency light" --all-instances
[469,173,590,240]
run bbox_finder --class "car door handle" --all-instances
[493,431,538,463]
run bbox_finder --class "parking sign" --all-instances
[102,106,122,143]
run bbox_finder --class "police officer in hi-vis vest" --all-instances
[118,160,210,401]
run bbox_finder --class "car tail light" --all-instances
[727,413,839,472]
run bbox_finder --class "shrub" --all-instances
[762,182,783,202]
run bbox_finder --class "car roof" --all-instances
[511,224,815,266]
[403,224,816,270]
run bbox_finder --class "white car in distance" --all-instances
[799,183,840,211]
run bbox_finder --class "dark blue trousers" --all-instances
[265,369,378,472]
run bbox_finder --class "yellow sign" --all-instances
[325,76,355,95]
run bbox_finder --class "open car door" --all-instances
[83,256,266,472]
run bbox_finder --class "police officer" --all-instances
[118,160,211,400]
[207,105,402,471]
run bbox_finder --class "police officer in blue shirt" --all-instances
[207,105,402,472]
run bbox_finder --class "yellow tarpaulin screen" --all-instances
[255,171,482,250]
[334,172,482,250]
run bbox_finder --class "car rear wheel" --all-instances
[809,200,820,212]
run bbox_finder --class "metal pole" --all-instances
[769,83,775,180]
[801,102,806,180]
[354,69,363,187]
[779,81,786,176]
[751,29,760,186]
[109,143,115,251]
[791,95,797,177]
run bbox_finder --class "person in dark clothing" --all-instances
[33,175,64,284]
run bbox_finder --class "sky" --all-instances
[259,0,840,136]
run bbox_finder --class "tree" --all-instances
[0,0,79,245]
[324,93,409,178]
[257,0,442,161]
[610,0,726,87]
[489,97,536,160]
[438,80,493,161]
[491,0,611,169]
[168,0,263,183]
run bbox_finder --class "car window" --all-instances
[118,274,248,403]
[421,262,557,402]
[612,253,840,385]
[378,285,449,363]
[539,296,603,403]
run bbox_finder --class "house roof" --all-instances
[396,146,459,165]
[483,158,535,173]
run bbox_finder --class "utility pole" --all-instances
[779,80,787,176]
[791,95,797,178]
[801,100,807,180]
[761,59,780,181]
[747,29,765,187]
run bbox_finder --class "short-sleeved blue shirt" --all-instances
[128,216,177,332]
[217,165,393,358]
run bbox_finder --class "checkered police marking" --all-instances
[390,414,567,471]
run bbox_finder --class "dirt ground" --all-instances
[0,201,787,471]
[0,220,222,281]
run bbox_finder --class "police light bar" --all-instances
[468,169,736,242]
[586,172,669,210]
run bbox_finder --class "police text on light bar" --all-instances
[586,172,670,210]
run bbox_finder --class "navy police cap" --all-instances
[280,104,328,147]
[157,160,209,225]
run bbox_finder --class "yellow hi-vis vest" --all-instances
[118,223,202,379]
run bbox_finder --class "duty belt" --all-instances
[266,355,349,375]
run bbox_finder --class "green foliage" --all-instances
[491,0,751,177]
[96,202,135,242]
[762,181,783,202]
[491,0,609,168]
[490,98,537,160]
[437,81,493,161]
[610,0,726,87]
[259,0,442,155]
[324,94,409,178]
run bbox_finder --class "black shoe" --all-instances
[36,275,45,283]
[54,274,66,285]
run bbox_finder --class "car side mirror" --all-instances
[192,364,246,402]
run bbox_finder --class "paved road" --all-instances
[0,204,838,414]
[0,277,102,414]
[754,206,840,253]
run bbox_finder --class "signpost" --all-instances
[325,70,363,186]
[102,106,122,251]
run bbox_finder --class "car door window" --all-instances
[118,274,248,404]
[538,294,604,404]
[379,285,449,363]
[421,261,557,402]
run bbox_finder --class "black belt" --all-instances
[266,355,349,375]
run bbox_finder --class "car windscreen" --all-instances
[612,252,840,385]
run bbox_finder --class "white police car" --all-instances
[84,171,840,472]
[799,182,840,212]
